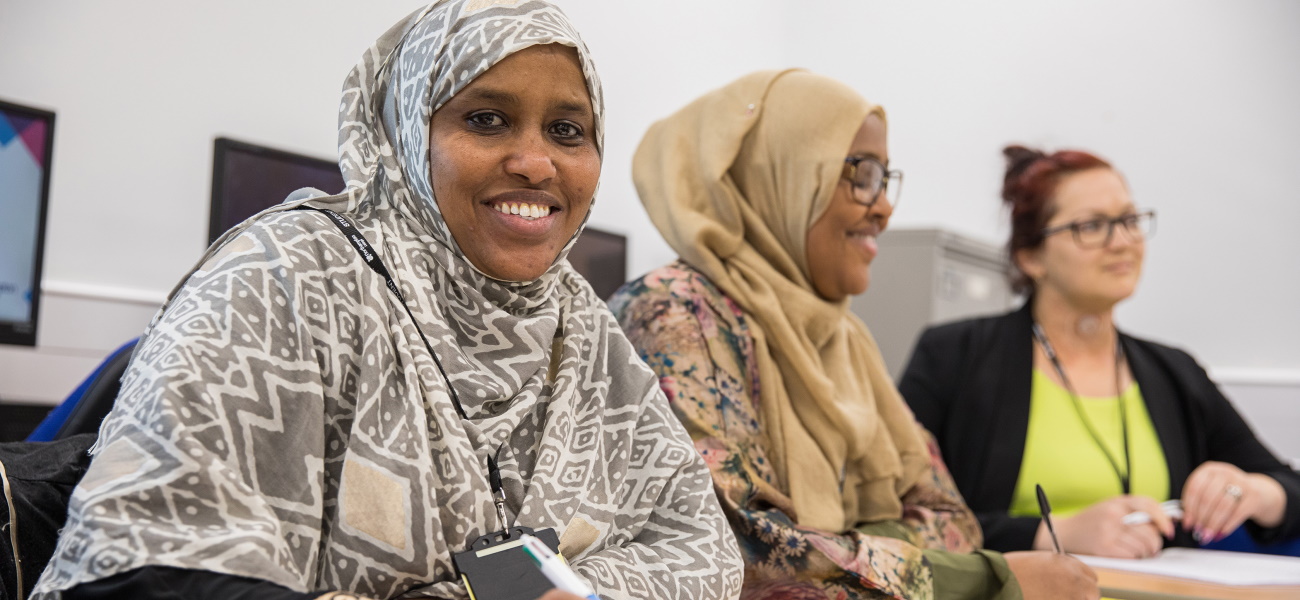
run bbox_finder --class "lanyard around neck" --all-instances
[301,206,545,531]
[301,206,468,419]
[1031,322,1132,496]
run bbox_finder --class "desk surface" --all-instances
[1096,566,1300,600]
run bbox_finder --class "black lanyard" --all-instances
[301,206,468,419]
[299,206,512,529]
[1031,322,1132,495]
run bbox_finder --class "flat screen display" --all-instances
[0,99,55,347]
[568,227,627,300]
[209,137,346,244]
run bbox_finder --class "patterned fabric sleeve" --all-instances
[32,217,352,598]
[566,376,744,600]
[900,433,985,553]
[609,263,1000,600]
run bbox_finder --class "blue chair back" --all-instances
[26,338,138,442]
[1202,525,1300,557]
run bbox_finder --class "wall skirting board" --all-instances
[0,281,163,406]
[1213,370,1300,468]
[3,284,1297,466]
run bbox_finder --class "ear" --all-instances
[1015,246,1046,283]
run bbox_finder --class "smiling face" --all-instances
[428,44,600,282]
[1017,167,1145,312]
[806,113,891,302]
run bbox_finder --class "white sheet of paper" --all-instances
[1078,548,1300,586]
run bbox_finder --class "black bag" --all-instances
[0,433,96,600]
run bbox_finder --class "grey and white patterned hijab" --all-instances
[319,0,608,406]
[32,1,741,598]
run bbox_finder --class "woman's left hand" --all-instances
[1181,461,1287,543]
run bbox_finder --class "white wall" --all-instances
[1,0,1297,437]
[785,0,1300,376]
[0,0,789,403]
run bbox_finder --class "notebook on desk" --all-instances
[1078,547,1300,587]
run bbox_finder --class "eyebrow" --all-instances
[456,87,592,116]
[1067,207,1138,220]
[553,99,592,115]
[849,152,889,166]
[461,88,519,105]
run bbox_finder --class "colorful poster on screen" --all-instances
[0,108,47,322]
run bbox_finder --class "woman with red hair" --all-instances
[900,145,1300,558]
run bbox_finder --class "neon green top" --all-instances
[1009,370,1169,517]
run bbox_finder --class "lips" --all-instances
[1103,258,1138,273]
[482,189,562,235]
[492,202,551,219]
[847,226,881,260]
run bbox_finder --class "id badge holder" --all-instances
[453,525,562,600]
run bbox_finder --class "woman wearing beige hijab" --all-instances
[609,70,1097,599]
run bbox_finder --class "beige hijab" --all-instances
[633,69,929,532]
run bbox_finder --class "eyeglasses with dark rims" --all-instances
[1040,211,1156,249]
[842,155,903,210]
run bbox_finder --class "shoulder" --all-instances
[610,261,739,324]
[1121,332,1209,378]
[206,209,345,261]
[235,208,352,255]
[201,208,380,283]
[916,307,1023,353]
[611,261,724,305]
[188,208,368,299]
[610,261,753,354]
[1122,332,1195,360]
[901,307,1027,395]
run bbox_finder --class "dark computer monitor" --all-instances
[0,99,55,347]
[568,227,627,300]
[208,137,346,245]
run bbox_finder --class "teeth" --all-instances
[492,202,552,220]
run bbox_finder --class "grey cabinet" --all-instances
[849,228,1016,379]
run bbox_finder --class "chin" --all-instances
[472,241,565,282]
[842,278,871,299]
[1111,280,1140,303]
[853,269,872,296]
[474,256,553,282]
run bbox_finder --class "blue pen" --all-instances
[520,534,600,600]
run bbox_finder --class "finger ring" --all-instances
[1225,484,1243,501]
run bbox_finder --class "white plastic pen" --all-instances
[1122,499,1183,526]
[520,534,600,600]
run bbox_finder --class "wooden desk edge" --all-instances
[1094,566,1300,600]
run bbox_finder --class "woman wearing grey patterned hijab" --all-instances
[31,1,742,599]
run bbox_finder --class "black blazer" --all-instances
[898,303,1300,552]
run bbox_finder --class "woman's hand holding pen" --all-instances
[1004,552,1099,600]
[1035,495,1174,558]
[1182,461,1286,544]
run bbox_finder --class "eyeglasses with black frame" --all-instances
[842,156,903,210]
[1040,210,1156,249]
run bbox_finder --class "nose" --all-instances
[867,188,894,228]
[1106,224,1141,250]
[504,132,557,185]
